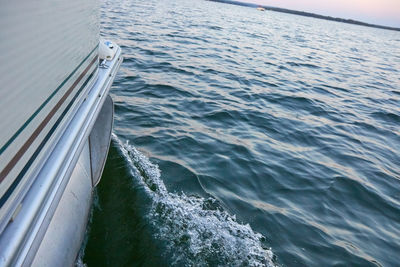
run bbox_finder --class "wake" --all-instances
[113,133,275,266]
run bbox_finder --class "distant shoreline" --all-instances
[208,0,400,32]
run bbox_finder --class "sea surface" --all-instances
[82,0,400,266]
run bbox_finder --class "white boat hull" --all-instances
[0,0,123,264]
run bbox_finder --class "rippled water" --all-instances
[83,0,400,265]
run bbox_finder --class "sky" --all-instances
[244,0,400,27]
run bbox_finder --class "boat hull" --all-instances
[0,0,99,232]
[0,0,123,264]
[0,47,122,266]
[31,95,114,267]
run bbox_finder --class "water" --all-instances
[82,0,400,265]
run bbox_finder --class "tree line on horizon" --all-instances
[207,0,400,32]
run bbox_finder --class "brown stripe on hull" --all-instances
[0,55,98,183]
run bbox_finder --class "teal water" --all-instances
[83,0,400,266]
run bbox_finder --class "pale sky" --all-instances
[244,0,400,27]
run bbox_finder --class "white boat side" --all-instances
[0,0,99,227]
[0,0,122,265]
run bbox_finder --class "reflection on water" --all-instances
[84,0,400,265]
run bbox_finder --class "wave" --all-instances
[113,133,275,266]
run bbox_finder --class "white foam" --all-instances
[113,133,275,266]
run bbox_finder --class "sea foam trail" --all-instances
[113,133,275,266]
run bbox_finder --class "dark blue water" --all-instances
[82,0,400,266]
